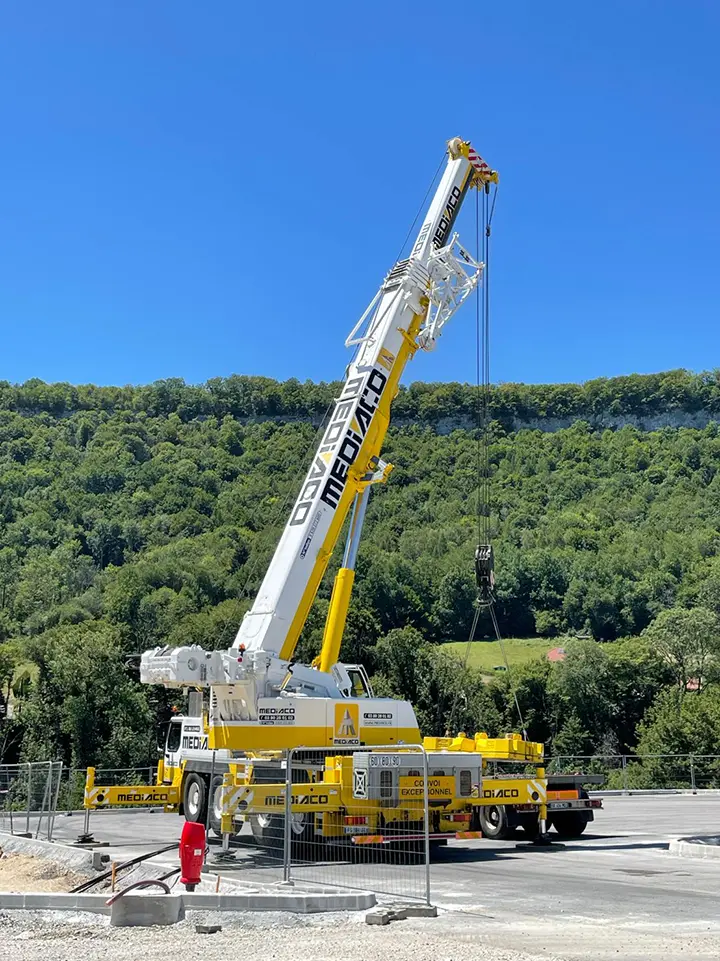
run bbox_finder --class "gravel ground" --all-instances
[0,855,85,894]
[0,911,562,961]
[2,909,719,960]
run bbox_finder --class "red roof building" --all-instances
[547,647,567,663]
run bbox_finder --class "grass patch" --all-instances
[442,637,554,676]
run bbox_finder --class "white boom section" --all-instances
[140,138,496,692]
[232,138,494,661]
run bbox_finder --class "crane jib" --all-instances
[289,365,388,528]
[411,170,472,258]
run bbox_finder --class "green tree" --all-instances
[641,606,720,692]
[20,623,152,768]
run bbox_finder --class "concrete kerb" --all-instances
[0,889,376,918]
[669,836,720,859]
[0,829,377,917]
[0,831,96,874]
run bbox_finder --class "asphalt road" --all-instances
[47,795,720,960]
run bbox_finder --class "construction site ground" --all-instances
[2,795,720,960]
[0,854,84,894]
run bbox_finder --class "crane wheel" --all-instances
[183,773,208,824]
[250,767,316,859]
[208,774,224,838]
[550,813,588,838]
[478,804,515,841]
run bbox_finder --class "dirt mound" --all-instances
[0,852,85,893]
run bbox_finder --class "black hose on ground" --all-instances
[69,841,179,893]
[105,878,171,905]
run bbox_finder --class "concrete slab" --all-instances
[110,892,184,926]
[669,836,720,859]
[366,908,391,925]
[0,893,110,914]
[183,890,376,913]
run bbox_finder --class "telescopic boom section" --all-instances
[233,138,497,662]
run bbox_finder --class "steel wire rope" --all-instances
[445,180,527,740]
[480,184,527,740]
[445,188,487,736]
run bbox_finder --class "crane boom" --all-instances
[140,137,496,697]
[233,138,497,661]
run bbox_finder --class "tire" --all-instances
[250,812,285,851]
[550,813,588,839]
[249,768,316,860]
[478,805,514,840]
[208,774,224,838]
[183,773,207,824]
[250,810,315,855]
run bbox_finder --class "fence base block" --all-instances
[402,904,438,918]
[110,893,184,927]
[366,909,392,925]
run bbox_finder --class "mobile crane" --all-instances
[85,137,600,849]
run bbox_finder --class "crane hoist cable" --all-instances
[446,181,527,740]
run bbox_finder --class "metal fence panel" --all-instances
[284,744,431,903]
[215,745,432,902]
[548,753,720,792]
[0,761,63,840]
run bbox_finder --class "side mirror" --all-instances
[156,722,168,754]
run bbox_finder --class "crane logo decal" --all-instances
[433,185,463,249]
[334,703,360,745]
[290,367,388,528]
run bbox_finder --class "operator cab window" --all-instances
[347,668,370,699]
[166,719,182,753]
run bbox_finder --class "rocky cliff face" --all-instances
[397,410,718,435]
[238,410,718,435]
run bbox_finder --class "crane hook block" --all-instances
[475,544,495,601]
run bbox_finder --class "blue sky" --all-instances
[1,1,718,389]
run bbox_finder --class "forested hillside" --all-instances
[3,367,720,429]
[2,369,720,778]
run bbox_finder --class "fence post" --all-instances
[283,749,292,884]
[35,763,51,839]
[421,746,431,906]
[25,762,32,835]
[690,756,697,795]
[204,750,216,857]
[621,754,628,794]
[48,761,63,842]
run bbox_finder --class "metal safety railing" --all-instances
[548,753,720,793]
[0,761,64,840]
[77,766,164,841]
[285,744,431,903]
[215,744,432,904]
